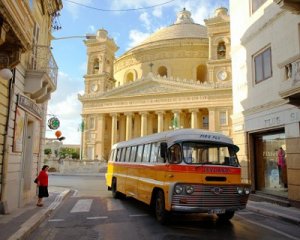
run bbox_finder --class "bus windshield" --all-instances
[182,142,239,167]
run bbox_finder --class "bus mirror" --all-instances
[160,142,168,159]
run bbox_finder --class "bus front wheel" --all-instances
[111,178,121,199]
[217,211,235,221]
[155,190,169,224]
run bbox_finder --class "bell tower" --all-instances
[84,29,118,94]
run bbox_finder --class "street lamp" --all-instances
[0,68,13,81]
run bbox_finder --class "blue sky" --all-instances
[46,0,229,144]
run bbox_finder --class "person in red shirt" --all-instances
[36,165,49,207]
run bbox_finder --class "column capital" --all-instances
[155,110,165,115]
[110,113,119,117]
[189,108,199,113]
[124,112,133,117]
[139,111,148,116]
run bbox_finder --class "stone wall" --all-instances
[44,158,107,174]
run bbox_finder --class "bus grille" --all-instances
[171,185,249,209]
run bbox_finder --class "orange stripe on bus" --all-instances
[110,162,241,175]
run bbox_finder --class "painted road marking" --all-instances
[70,199,93,213]
[86,216,108,220]
[48,219,65,222]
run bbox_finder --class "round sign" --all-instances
[48,117,60,130]
[55,130,62,138]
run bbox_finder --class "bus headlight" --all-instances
[244,187,250,195]
[175,185,184,194]
[185,185,194,195]
[237,187,244,195]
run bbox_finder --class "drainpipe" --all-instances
[0,69,15,214]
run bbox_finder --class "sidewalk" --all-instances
[0,192,299,240]
[0,187,70,240]
[246,200,300,225]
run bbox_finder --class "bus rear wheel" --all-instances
[217,210,235,221]
[111,178,121,199]
[155,190,169,224]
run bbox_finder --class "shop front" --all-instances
[252,130,288,198]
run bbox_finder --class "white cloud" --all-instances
[127,29,150,49]
[65,0,94,19]
[139,12,151,31]
[88,25,96,33]
[46,71,83,144]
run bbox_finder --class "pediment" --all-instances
[94,74,218,98]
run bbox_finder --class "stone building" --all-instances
[230,0,300,206]
[0,0,62,213]
[79,8,236,168]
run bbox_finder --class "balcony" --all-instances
[0,0,34,68]
[279,56,300,107]
[24,45,58,103]
[274,0,300,14]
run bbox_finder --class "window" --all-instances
[254,47,272,84]
[169,144,182,164]
[120,148,126,162]
[125,72,134,83]
[220,111,227,126]
[196,65,207,83]
[125,147,131,162]
[251,0,267,14]
[136,145,144,162]
[142,144,151,163]
[116,148,122,162]
[130,146,137,162]
[157,66,168,77]
[217,41,226,59]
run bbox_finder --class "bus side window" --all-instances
[125,146,131,162]
[136,145,144,162]
[120,148,126,162]
[150,142,159,163]
[116,148,122,162]
[130,146,137,162]
[143,144,151,163]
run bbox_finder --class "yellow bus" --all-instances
[106,129,250,223]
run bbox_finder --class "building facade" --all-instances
[79,8,237,167]
[0,0,62,213]
[230,0,300,206]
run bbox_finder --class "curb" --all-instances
[7,189,71,240]
[246,202,300,225]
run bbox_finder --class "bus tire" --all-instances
[111,178,121,199]
[155,190,169,224]
[217,211,235,221]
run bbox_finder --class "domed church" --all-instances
[79,8,232,160]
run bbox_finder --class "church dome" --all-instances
[136,8,207,47]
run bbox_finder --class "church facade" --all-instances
[79,8,240,175]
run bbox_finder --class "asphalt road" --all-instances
[27,174,300,240]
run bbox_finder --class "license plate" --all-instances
[208,209,226,214]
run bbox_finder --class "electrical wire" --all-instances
[63,0,177,12]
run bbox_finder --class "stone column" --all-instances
[189,109,198,129]
[208,108,216,131]
[96,114,105,160]
[125,112,133,140]
[156,111,164,133]
[111,113,118,146]
[140,112,148,137]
